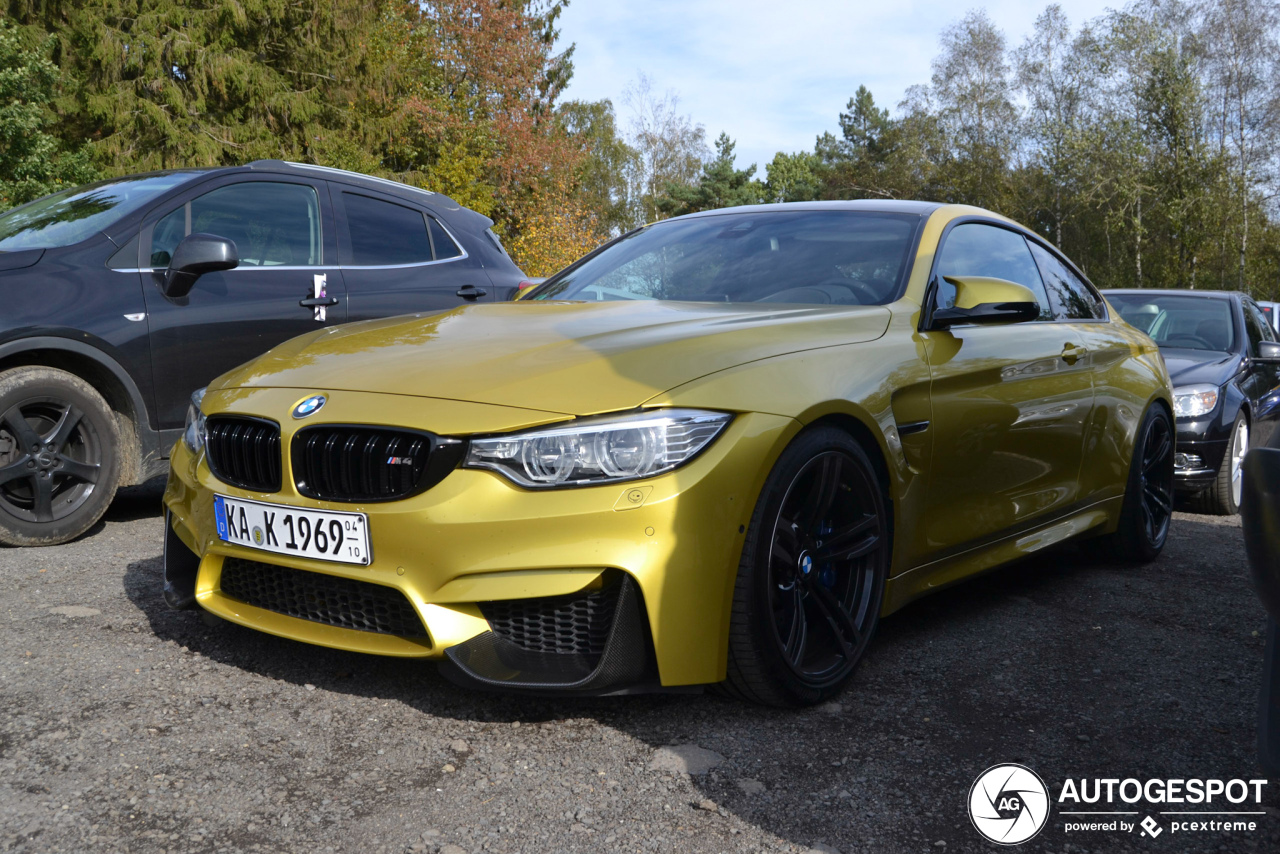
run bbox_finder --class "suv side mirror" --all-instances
[162,233,239,298]
[1258,341,1280,362]
[928,275,1041,330]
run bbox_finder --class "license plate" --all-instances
[213,495,371,565]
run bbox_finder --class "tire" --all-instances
[1196,413,1248,516]
[0,366,121,546]
[1097,403,1175,563]
[723,426,890,707]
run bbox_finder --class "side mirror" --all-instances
[162,233,239,298]
[929,275,1040,330]
[1258,341,1280,362]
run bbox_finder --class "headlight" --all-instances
[464,409,732,488]
[183,387,207,453]
[1173,384,1219,418]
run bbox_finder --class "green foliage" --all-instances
[758,0,1280,297]
[558,98,637,234]
[2,1,588,263]
[765,151,820,202]
[656,133,763,217]
[0,18,96,207]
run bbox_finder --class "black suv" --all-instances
[0,161,527,546]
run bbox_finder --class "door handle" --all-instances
[1061,344,1088,365]
[456,284,488,300]
[299,296,339,307]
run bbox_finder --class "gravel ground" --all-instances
[1,483,1276,854]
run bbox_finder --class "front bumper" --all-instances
[1174,428,1228,492]
[163,386,797,688]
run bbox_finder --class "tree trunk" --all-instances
[1135,194,1142,287]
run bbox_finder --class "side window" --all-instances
[1244,301,1272,351]
[150,182,322,268]
[935,223,1052,320]
[342,193,433,266]
[428,217,462,260]
[1029,242,1105,320]
[150,206,187,267]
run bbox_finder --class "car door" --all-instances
[920,221,1096,553]
[331,189,494,321]
[140,175,343,430]
[1242,298,1280,447]
[1025,241,1137,501]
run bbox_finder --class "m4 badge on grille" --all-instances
[387,456,414,465]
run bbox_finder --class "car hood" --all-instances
[212,300,893,416]
[1162,348,1241,388]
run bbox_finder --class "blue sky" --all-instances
[557,1,1118,174]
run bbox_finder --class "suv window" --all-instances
[429,217,462,260]
[935,223,1052,319]
[342,193,434,266]
[1244,300,1274,350]
[150,182,321,268]
[1029,242,1104,320]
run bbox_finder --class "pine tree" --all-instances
[0,18,96,207]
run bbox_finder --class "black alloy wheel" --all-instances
[1094,404,1174,563]
[0,367,121,546]
[725,427,889,706]
[1138,411,1175,545]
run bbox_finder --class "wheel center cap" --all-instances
[36,452,54,468]
[798,551,813,576]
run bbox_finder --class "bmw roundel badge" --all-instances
[292,395,327,419]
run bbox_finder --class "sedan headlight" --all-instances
[183,387,207,453]
[465,409,732,488]
[1172,384,1220,419]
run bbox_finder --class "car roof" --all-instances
[669,199,946,221]
[108,161,467,215]
[1103,288,1244,301]
[244,160,464,212]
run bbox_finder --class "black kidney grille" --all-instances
[205,416,282,493]
[293,426,436,502]
[219,557,428,638]
[479,576,621,658]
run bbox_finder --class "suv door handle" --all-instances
[1061,344,1088,365]
[299,296,339,307]
[456,284,488,300]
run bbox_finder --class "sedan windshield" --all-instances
[533,210,921,306]
[1107,293,1236,352]
[0,173,200,252]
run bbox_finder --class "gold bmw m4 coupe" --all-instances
[162,201,1173,706]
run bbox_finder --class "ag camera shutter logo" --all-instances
[969,764,1050,845]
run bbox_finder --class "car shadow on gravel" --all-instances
[120,513,1278,853]
[103,476,166,524]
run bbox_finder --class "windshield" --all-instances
[533,210,921,306]
[0,173,200,252]
[1107,293,1236,352]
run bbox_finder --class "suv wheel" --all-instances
[0,367,122,546]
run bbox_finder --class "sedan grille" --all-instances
[219,557,428,638]
[292,425,461,502]
[478,575,622,658]
[205,416,282,493]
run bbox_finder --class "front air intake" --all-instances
[219,557,428,639]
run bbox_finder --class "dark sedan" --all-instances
[1105,289,1280,514]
